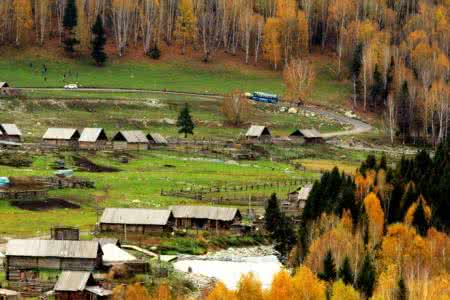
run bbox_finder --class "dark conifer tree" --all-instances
[91,15,107,66]
[63,0,79,54]
[319,250,337,282]
[176,103,195,138]
[369,64,385,110]
[264,193,281,233]
[273,214,297,256]
[396,81,411,143]
[350,42,363,104]
[396,276,408,300]
[412,200,429,236]
[338,256,354,285]
[357,254,376,298]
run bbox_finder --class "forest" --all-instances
[0,0,448,145]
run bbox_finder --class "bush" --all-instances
[147,45,161,59]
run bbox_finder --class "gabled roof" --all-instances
[6,239,101,259]
[102,243,136,266]
[169,205,240,221]
[112,131,148,143]
[100,208,173,226]
[290,129,322,138]
[54,271,93,292]
[246,125,271,137]
[0,82,9,88]
[298,184,313,200]
[0,124,22,136]
[43,128,80,140]
[79,128,107,142]
[147,133,168,144]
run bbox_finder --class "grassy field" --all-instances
[0,150,318,237]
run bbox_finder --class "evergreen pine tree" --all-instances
[396,276,408,300]
[63,0,79,54]
[264,193,281,233]
[369,64,385,109]
[350,42,363,104]
[338,256,354,285]
[356,254,376,298]
[91,15,107,66]
[379,154,387,171]
[412,200,429,236]
[385,56,395,99]
[319,250,337,282]
[396,81,411,143]
[273,214,297,256]
[176,103,195,138]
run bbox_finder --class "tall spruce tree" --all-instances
[63,0,79,54]
[356,254,376,298]
[412,200,429,236]
[350,42,363,105]
[91,15,107,66]
[396,81,411,143]
[273,214,296,256]
[369,64,385,110]
[176,103,195,138]
[319,250,337,282]
[396,276,408,300]
[338,256,354,285]
[264,193,281,233]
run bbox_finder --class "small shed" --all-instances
[290,129,324,144]
[0,82,9,96]
[79,128,108,150]
[288,184,313,209]
[51,226,80,241]
[0,288,20,300]
[170,205,242,230]
[42,128,80,148]
[111,131,148,151]
[54,271,112,300]
[245,125,271,143]
[99,208,175,234]
[0,124,22,143]
[147,133,168,146]
[5,239,102,280]
[0,82,9,89]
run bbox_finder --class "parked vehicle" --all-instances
[248,91,279,104]
[64,83,78,89]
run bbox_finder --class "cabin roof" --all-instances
[169,205,240,221]
[79,128,107,142]
[113,130,148,143]
[100,208,173,226]
[290,129,322,138]
[0,124,22,136]
[54,271,92,292]
[43,128,80,140]
[147,133,168,144]
[245,125,271,137]
[6,239,101,259]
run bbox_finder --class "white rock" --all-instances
[288,107,298,114]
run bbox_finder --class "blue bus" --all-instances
[249,91,279,104]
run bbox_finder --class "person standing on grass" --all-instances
[177,103,195,138]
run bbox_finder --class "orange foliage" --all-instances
[291,266,326,300]
[363,192,385,247]
[236,273,263,300]
[265,270,294,300]
[207,282,237,300]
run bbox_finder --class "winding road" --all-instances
[17,87,373,137]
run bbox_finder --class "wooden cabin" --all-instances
[290,129,324,144]
[5,239,102,280]
[287,184,313,210]
[147,133,168,146]
[245,125,272,143]
[0,288,20,300]
[54,271,112,300]
[99,208,174,234]
[170,205,242,230]
[0,124,22,143]
[111,131,148,151]
[42,128,80,148]
[79,128,108,150]
[0,82,9,96]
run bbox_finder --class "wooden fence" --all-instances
[161,178,313,201]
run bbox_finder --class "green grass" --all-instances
[0,150,314,237]
[0,52,284,94]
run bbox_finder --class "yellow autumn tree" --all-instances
[236,272,263,300]
[363,192,385,247]
[266,270,294,300]
[263,17,282,70]
[404,195,432,225]
[151,283,171,300]
[207,282,237,300]
[13,0,33,47]
[283,58,315,103]
[372,264,399,300]
[291,266,327,300]
[175,0,196,55]
[331,280,361,300]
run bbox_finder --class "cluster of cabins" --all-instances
[42,128,168,150]
[99,205,242,233]
[245,125,324,144]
